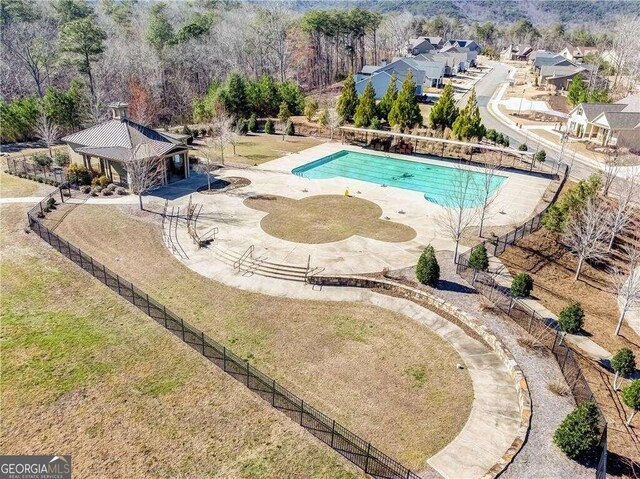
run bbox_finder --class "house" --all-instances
[532,51,577,73]
[62,102,191,186]
[439,45,477,69]
[443,39,481,53]
[406,37,436,56]
[500,44,533,61]
[355,71,406,99]
[559,44,599,63]
[425,36,444,49]
[566,95,640,151]
[538,64,588,90]
[355,57,446,98]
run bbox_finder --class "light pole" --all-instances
[557,132,568,174]
[517,88,526,116]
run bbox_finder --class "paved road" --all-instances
[472,62,601,182]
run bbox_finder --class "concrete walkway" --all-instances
[0,196,46,203]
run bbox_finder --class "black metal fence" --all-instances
[26,187,421,479]
[456,162,607,478]
[6,157,67,185]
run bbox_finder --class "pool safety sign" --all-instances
[1,456,71,479]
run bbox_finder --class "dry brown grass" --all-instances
[245,194,417,244]
[42,202,473,469]
[0,171,53,198]
[0,204,363,479]
[195,133,324,166]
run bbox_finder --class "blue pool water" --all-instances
[292,150,507,208]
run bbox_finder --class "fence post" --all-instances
[103,264,107,284]
[272,379,276,406]
[330,420,336,447]
[116,275,121,295]
[364,443,372,473]
[60,188,64,203]
[246,361,250,387]
[90,257,95,276]
[79,250,84,268]
[163,306,168,329]
[551,328,558,351]
[561,347,570,371]
[131,283,135,305]
[508,296,514,314]
[223,347,227,371]
[528,310,535,333]
[300,400,304,425]
[181,318,185,341]
[146,294,151,316]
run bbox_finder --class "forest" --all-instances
[0,0,637,143]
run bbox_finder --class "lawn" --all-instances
[195,133,324,166]
[0,204,363,479]
[43,202,474,470]
[245,194,417,244]
[0,171,52,198]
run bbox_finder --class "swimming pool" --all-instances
[292,150,506,208]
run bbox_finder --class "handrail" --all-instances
[233,245,254,271]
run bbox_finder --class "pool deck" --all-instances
[177,142,550,276]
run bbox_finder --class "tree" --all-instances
[563,198,611,281]
[622,380,640,426]
[353,81,378,128]
[264,118,275,134]
[469,243,489,272]
[146,2,174,54]
[567,74,588,107]
[416,245,440,287]
[33,152,52,168]
[558,303,585,335]
[34,111,60,157]
[210,112,234,164]
[54,0,93,24]
[304,98,318,121]
[278,80,305,115]
[59,17,106,97]
[336,72,358,122]
[377,72,397,120]
[477,160,501,238]
[285,120,295,136]
[553,401,600,459]
[247,113,257,132]
[518,143,528,151]
[451,89,485,141]
[437,167,479,263]
[278,101,291,140]
[611,245,640,336]
[511,273,533,298]
[388,71,422,132]
[429,83,458,131]
[125,146,164,210]
[607,172,637,251]
[226,73,248,118]
[195,152,219,191]
[534,149,546,166]
[611,348,636,391]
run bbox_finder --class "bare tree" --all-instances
[607,172,637,251]
[209,112,234,165]
[125,145,164,210]
[612,245,640,336]
[563,198,611,281]
[326,108,342,141]
[436,167,480,263]
[34,112,60,157]
[229,125,241,156]
[602,150,622,197]
[194,152,220,191]
[478,158,502,238]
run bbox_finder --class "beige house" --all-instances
[559,45,598,63]
[62,102,191,186]
[566,95,640,151]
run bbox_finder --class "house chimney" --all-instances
[109,102,129,121]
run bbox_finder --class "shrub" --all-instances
[558,303,585,334]
[53,151,70,167]
[264,118,275,134]
[91,175,110,188]
[192,129,199,139]
[33,153,53,168]
[285,120,295,136]
[416,245,440,287]
[518,143,528,151]
[622,380,640,425]
[304,98,319,121]
[181,125,192,136]
[318,108,328,126]
[116,187,128,195]
[46,197,56,207]
[369,117,382,130]
[199,128,206,137]
[37,177,43,183]
[534,149,547,164]
[486,128,497,143]
[248,113,257,132]
[238,120,249,135]
[511,273,533,297]
[468,243,489,271]
[66,164,91,185]
[612,348,636,377]
[102,188,113,196]
[107,183,117,191]
[90,189,98,197]
[80,185,91,194]
[553,401,600,459]
[94,186,103,193]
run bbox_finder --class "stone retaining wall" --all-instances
[309,274,531,479]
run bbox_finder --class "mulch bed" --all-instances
[196,176,251,194]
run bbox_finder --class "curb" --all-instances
[310,274,531,479]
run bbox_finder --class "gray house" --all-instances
[532,51,577,73]
[355,57,445,98]
[355,72,406,99]
[443,39,481,53]
[406,37,436,56]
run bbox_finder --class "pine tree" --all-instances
[378,72,397,121]
[416,245,440,287]
[247,112,257,132]
[468,243,489,271]
[388,71,422,132]
[429,83,458,131]
[336,72,358,122]
[451,88,485,141]
[354,81,378,128]
[226,72,248,117]
[567,74,588,107]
